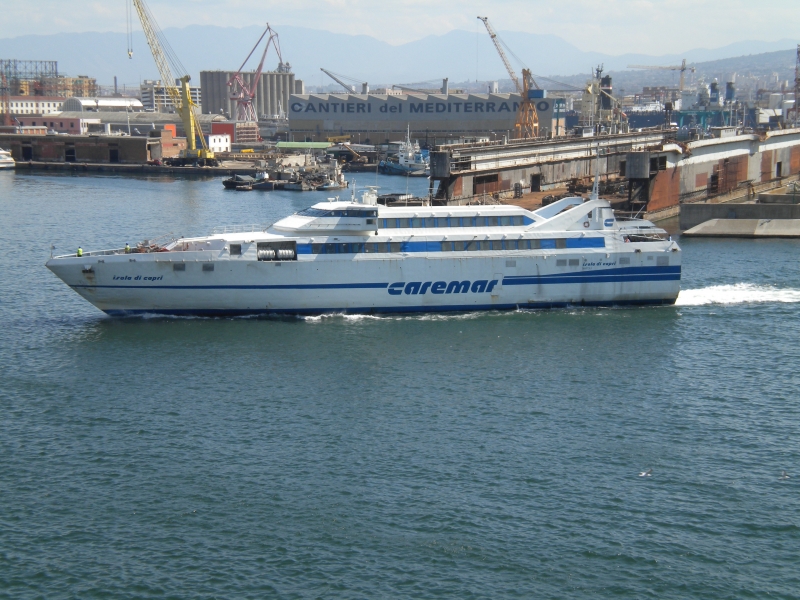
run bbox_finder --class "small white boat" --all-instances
[0,148,15,169]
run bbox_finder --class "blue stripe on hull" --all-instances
[104,298,678,318]
[71,266,681,291]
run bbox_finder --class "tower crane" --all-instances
[627,59,696,91]
[477,16,538,139]
[128,0,214,164]
[228,24,285,123]
[320,69,368,94]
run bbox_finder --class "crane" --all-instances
[228,24,285,123]
[320,69,368,94]
[129,0,213,164]
[477,16,538,139]
[627,59,696,91]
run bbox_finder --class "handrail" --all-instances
[210,223,272,234]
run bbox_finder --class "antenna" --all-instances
[590,140,601,201]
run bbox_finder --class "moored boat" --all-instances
[0,148,15,170]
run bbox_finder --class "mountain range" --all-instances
[0,25,795,90]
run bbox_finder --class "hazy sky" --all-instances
[1,0,797,54]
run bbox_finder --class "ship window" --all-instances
[480,240,491,250]
[384,218,396,228]
[173,263,185,271]
[297,207,332,217]
[229,244,241,256]
[366,219,375,225]
[435,218,446,227]
[441,241,453,251]
[513,216,524,225]
[506,240,517,250]
[568,259,579,266]
[398,218,410,228]
[389,242,402,253]
[500,216,511,226]
[351,243,365,253]
[490,240,503,250]
[324,243,337,254]
[556,259,567,267]
[488,216,499,227]
[411,218,423,228]
[466,240,479,251]
[619,257,631,265]
[364,243,377,253]
[378,242,390,253]
[202,263,214,271]
[312,243,324,253]
[555,239,567,249]
[424,217,435,228]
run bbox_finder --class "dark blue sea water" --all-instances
[1,170,799,598]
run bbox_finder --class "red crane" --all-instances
[227,23,288,122]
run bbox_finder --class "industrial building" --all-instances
[0,96,64,115]
[0,132,157,163]
[287,92,566,143]
[0,59,96,97]
[15,111,227,136]
[62,97,144,112]
[139,80,202,112]
[200,70,303,118]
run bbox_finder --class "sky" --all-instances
[1,0,797,55]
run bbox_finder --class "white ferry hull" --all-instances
[47,251,680,316]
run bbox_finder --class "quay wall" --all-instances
[680,202,800,230]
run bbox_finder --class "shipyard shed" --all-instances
[289,92,526,144]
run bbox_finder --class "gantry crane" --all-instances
[320,69,369,94]
[228,24,285,122]
[627,59,696,91]
[477,16,538,139]
[129,0,214,164]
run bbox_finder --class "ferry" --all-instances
[46,186,681,316]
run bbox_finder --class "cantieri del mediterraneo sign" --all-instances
[288,94,561,127]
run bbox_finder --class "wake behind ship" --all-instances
[46,188,681,316]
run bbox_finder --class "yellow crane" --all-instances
[477,16,538,139]
[128,0,214,164]
[627,59,696,91]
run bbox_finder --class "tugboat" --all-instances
[379,127,429,177]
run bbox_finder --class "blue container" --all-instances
[528,89,547,99]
